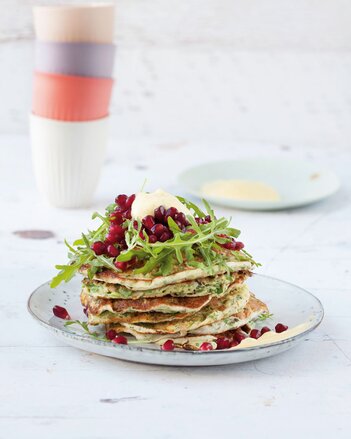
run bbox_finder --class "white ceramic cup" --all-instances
[30,114,108,208]
[33,3,115,43]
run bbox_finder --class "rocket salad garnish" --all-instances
[51,193,259,288]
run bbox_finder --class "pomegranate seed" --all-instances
[106,235,118,245]
[106,225,125,244]
[109,211,124,225]
[216,338,231,350]
[142,215,155,230]
[112,335,128,345]
[133,220,139,230]
[275,323,288,333]
[119,239,127,249]
[175,220,184,230]
[139,230,146,240]
[223,240,237,250]
[174,212,186,225]
[159,231,172,242]
[115,194,128,206]
[106,329,117,340]
[235,241,245,251]
[154,205,166,223]
[200,342,213,351]
[165,207,178,220]
[107,244,120,257]
[115,261,128,271]
[250,329,261,339]
[230,340,239,348]
[148,234,158,243]
[151,223,167,238]
[125,194,136,209]
[128,257,138,268]
[109,224,124,238]
[91,241,107,255]
[162,340,175,351]
[124,209,132,219]
[204,215,212,222]
[53,305,71,320]
[261,326,271,335]
[233,331,247,343]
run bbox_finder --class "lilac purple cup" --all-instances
[35,41,116,78]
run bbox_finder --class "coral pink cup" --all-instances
[33,72,114,121]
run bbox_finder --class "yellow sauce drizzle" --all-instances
[202,179,281,202]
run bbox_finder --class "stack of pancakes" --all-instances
[80,258,268,349]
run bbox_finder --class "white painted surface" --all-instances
[1,136,351,438]
[1,1,351,437]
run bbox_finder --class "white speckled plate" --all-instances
[28,274,323,366]
[178,158,340,210]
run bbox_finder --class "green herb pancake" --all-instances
[114,283,250,335]
[189,294,268,335]
[79,260,253,291]
[82,271,250,299]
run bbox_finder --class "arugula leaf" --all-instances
[257,312,274,321]
[64,320,107,341]
[51,194,259,287]
[176,195,205,217]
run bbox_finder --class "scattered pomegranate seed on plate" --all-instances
[216,338,231,350]
[162,340,175,351]
[52,305,71,320]
[233,331,247,343]
[112,335,128,345]
[275,323,289,333]
[199,342,213,351]
[249,329,261,339]
[261,326,271,334]
[230,340,239,348]
[106,329,117,340]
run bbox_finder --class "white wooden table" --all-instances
[1,135,350,438]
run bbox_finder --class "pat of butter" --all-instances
[132,189,192,220]
[202,179,280,202]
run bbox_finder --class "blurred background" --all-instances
[1,0,350,149]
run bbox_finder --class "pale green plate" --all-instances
[178,158,340,211]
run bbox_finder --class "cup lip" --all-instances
[30,112,110,126]
[33,3,115,12]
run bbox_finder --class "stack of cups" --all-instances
[31,3,115,208]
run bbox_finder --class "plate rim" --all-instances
[27,273,324,356]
